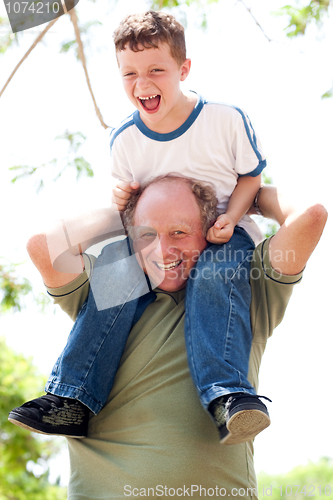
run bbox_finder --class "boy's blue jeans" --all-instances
[46,227,256,415]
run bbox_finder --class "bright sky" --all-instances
[0,0,332,486]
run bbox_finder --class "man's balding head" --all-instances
[123,175,217,236]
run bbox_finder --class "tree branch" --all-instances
[236,0,273,42]
[0,17,59,99]
[68,8,109,129]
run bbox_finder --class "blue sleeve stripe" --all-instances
[110,115,135,150]
[232,106,263,163]
[239,159,267,177]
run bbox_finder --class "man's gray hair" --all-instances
[122,175,218,235]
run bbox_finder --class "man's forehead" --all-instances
[133,180,202,227]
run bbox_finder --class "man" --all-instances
[12,177,328,499]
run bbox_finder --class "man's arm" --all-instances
[252,185,328,275]
[27,206,124,288]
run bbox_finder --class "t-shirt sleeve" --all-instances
[110,125,134,184]
[250,237,303,343]
[46,253,96,321]
[231,107,266,178]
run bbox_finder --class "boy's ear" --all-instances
[180,58,191,81]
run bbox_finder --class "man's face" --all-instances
[132,181,207,292]
[117,43,191,133]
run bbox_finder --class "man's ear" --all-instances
[180,58,191,81]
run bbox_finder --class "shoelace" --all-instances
[22,394,68,411]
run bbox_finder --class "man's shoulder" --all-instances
[251,238,303,286]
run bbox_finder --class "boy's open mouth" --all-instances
[138,94,161,112]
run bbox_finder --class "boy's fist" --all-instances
[206,214,235,244]
[113,181,140,211]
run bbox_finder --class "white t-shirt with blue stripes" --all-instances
[110,93,266,243]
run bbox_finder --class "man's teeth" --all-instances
[139,95,158,100]
[155,260,182,270]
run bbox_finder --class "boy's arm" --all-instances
[254,185,328,274]
[207,175,261,243]
[27,206,124,289]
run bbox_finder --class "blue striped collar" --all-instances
[132,92,205,142]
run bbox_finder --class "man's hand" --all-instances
[206,214,236,244]
[113,181,140,211]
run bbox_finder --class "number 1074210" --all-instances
[5,1,61,14]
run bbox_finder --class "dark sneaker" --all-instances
[209,394,271,445]
[8,394,90,438]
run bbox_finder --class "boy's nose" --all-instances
[136,75,151,91]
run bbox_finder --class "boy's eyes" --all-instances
[123,69,164,77]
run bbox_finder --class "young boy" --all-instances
[9,11,270,445]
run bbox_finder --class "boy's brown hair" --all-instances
[113,11,186,66]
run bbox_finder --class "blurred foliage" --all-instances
[260,173,278,238]
[258,457,333,499]
[60,19,102,58]
[9,130,93,192]
[274,0,332,37]
[272,0,333,99]
[0,17,19,54]
[0,259,33,314]
[0,259,51,314]
[148,0,220,29]
[0,337,67,500]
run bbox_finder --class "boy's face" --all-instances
[117,42,191,132]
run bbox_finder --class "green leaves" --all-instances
[9,130,94,192]
[0,17,19,54]
[274,0,332,37]
[0,337,67,500]
[60,20,102,59]
[321,86,333,99]
[258,457,333,499]
[0,259,33,313]
[148,0,219,29]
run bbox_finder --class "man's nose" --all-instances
[158,235,177,258]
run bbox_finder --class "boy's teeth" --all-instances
[156,260,181,270]
[140,95,158,100]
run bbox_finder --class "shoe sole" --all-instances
[8,414,87,439]
[220,409,270,445]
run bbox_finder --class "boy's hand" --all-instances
[113,181,140,211]
[206,214,236,244]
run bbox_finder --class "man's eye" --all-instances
[140,232,156,240]
[174,231,185,235]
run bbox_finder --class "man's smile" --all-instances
[154,259,182,271]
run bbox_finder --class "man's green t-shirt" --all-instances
[47,238,302,500]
